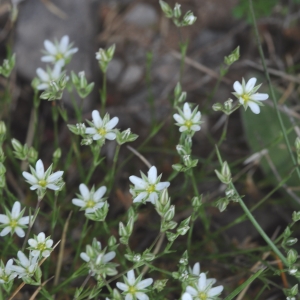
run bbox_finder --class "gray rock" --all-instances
[14,0,98,107]
[124,3,158,27]
[107,58,124,83]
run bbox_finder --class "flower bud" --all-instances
[287,249,298,265]
[0,121,6,136]
[164,205,175,221]
[53,148,62,160]
[292,211,300,222]
[212,103,223,112]
[286,238,298,247]
[224,46,240,66]
[108,235,117,247]
[159,0,173,18]
[173,3,182,18]
[182,11,197,25]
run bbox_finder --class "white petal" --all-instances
[127,270,135,285]
[190,125,200,131]
[136,278,153,289]
[0,214,9,224]
[105,132,116,140]
[46,239,53,247]
[28,239,38,247]
[47,171,63,183]
[36,68,49,82]
[186,286,197,296]
[11,201,21,219]
[79,184,90,200]
[192,262,200,275]
[136,292,149,300]
[37,232,45,242]
[44,40,57,54]
[72,199,86,207]
[22,172,38,184]
[80,253,90,262]
[192,111,201,122]
[156,182,170,190]
[125,295,133,300]
[85,127,97,134]
[179,126,188,132]
[248,101,260,114]
[233,81,243,94]
[148,166,157,184]
[52,61,63,78]
[94,186,107,201]
[198,273,206,290]
[46,184,60,190]
[42,250,51,257]
[250,93,268,101]
[35,159,45,179]
[129,176,147,189]
[17,251,29,267]
[103,251,115,263]
[173,113,185,124]
[116,282,128,291]
[182,293,193,300]
[245,77,257,93]
[183,103,192,119]
[37,83,49,90]
[207,285,223,296]
[133,192,148,203]
[0,227,11,236]
[41,56,55,62]
[105,117,119,130]
[92,110,103,128]
[14,227,25,237]
[19,216,30,225]
[59,35,69,52]
[31,250,40,257]
[30,185,40,190]
[148,192,158,204]
[92,134,102,140]
[65,48,78,56]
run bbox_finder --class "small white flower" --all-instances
[0,201,31,237]
[22,159,64,191]
[0,259,18,284]
[116,269,153,300]
[233,77,268,114]
[36,60,64,90]
[28,232,53,258]
[185,272,223,300]
[173,103,202,133]
[72,183,107,213]
[184,13,197,25]
[41,35,78,65]
[85,110,119,141]
[80,239,117,278]
[189,262,201,277]
[129,166,170,204]
[10,251,39,279]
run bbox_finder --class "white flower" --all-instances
[85,110,119,141]
[129,166,170,204]
[116,269,153,300]
[22,159,64,191]
[173,103,202,133]
[184,13,197,25]
[0,201,31,237]
[80,239,118,279]
[189,262,201,277]
[72,184,107,213]
[41,35,78,65]
[28,232,53,258]
[233,77,269,114]
[0,259,17,284]
[10,251,39,279]
[36,60,64,90]
[185,272,223,300]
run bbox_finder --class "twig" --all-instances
[126,146,151,168]
[29,276,55,300]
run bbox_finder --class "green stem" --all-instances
[179,42,188,84]
[101,73,107,114]
[108,144,121,193]
[249,0,300,183]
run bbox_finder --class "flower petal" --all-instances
[0,227,11,236]
[44,40,56,54]
[207,285,224,297]
[136,278,153,289]
[105,132,116,140]
[19,216,30,225]
[156,182,170,190]
[72,199,86,207]
[250,93,268,101]
[248,101,260,114]
[15,227,25,238]
[11,201,21,219]
[192,262,200,275]
[36,68,49,82]
[0,214,9,224]
[173,113,185,124]
[47,171,63,183]
[35,159,45,179]
[148,166,157,184]
[198,273,206,290]
[116,282,128,291]
[94,186,107,201]
[183,103,192,119]
[136,292,149,300]
[105,117,119,130]
[245,77,257,93]
[133,192,148,203]
[22,172,38,184]
[127,270,135,285]
[92,110,103,128]
[129,176,147,189]
[103,251,116,263]
[79,184,90,200]
[233,81,243,94]
[59,35,69,52]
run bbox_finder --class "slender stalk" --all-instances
[101,73,107,114]
[108,144,121,193]
[249,0,300,183]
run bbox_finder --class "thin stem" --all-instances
[101,73,107,114]
[108,144,121,193]
[249,0,300,183]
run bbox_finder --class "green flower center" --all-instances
[86,200,95,208]
[38,180,47,187]
[55,53,64,60]
[184,120,193,129]
[199,292,207,300]
[1,275,8,282]
[147,184,156,193]
[128,286,137,294]
[37,243,47,251]
[9,219,17,229]
[242,94,250,103]
[97,128,107,136]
